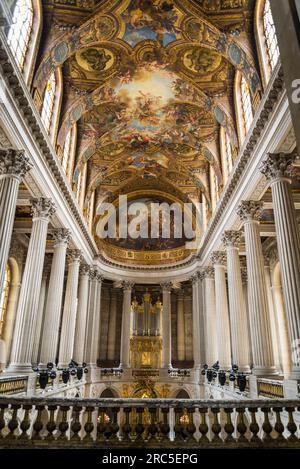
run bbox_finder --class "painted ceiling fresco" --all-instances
[38,0,260,263]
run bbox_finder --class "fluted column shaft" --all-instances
[211,252,232,369]
[84,269,102,367]
[261,153,300,378]
[39,229,71,365]
[161,283,172,369]
[73,265,90,364]
[192,274,201,369]
[222,232,250,372]
[177,291,185,362]
[8,198,56,372]
[58,250,81,367]
[32,269,48,365]
[237,201,276,375]
[264,261,281,371]
[120,282,134,368]
[0,150,32,294]
[107,290,117,361]
[203,268,218,365]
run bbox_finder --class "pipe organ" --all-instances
[130,292,163,368]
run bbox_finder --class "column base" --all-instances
[283,379,299,398]
[238,365,251,373]
[288,367,300,380]
[5,362,34,374]
[252,365,278,377]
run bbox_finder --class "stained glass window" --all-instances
[263,0,279,71]
[41,73,56,134]
[7,0,33,70]
[241,76,253,134]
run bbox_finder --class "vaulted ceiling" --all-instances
[34,0,261,264]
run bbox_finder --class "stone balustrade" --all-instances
[0,397,299,448]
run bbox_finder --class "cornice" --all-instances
[0,31,98,257]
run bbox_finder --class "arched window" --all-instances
[240,76,253,134]
[263,0,279,73]
[0,264,11,339]
[210,166,219,211]
[88,190,95,232]
[7,0,33,71]
[255,0,280,88]
[221,128,234,183]
[62,127,72,174]
[76,163,87,209]
[224,131,233,175]
[41,73,56,134]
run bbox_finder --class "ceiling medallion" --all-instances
[76,46,115,72]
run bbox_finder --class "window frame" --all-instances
[7,0,34,71]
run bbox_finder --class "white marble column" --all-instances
[211,252,232,369]
[203,267,218,365]
[264,255,281,373]
[271,282,292,377]
[84,268,103,368]
[58,249,81,367]
[191,274,201,369]
[161,282,172,369]
[7,198,56,373]
[73,264,90,364]
[261,153,300,379]
[107,289,118,362]
[176,290,185,362]
[222,231,250,372]
[241,266,253,366]
[32,260,50,365]
[237,200,276,375]
[0,149,32,294]
[120,282,134,369]
[39,228,71,366]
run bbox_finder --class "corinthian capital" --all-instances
[237,200,263,222]
[67,249,82,263]
[222,230,241,248]
[80,264,91,276]
[191,273,199,285]
[0,149,32,178]
[53,228,72,246]
[160,282,173,292]
[210,251,226,266]
[260,152,296,182]
[202,266,214,279]
[122,281,135,291]
[30,197,56,219]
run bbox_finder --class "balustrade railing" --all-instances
[0,397,299,448]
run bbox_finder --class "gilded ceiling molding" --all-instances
[34,1,260,97]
